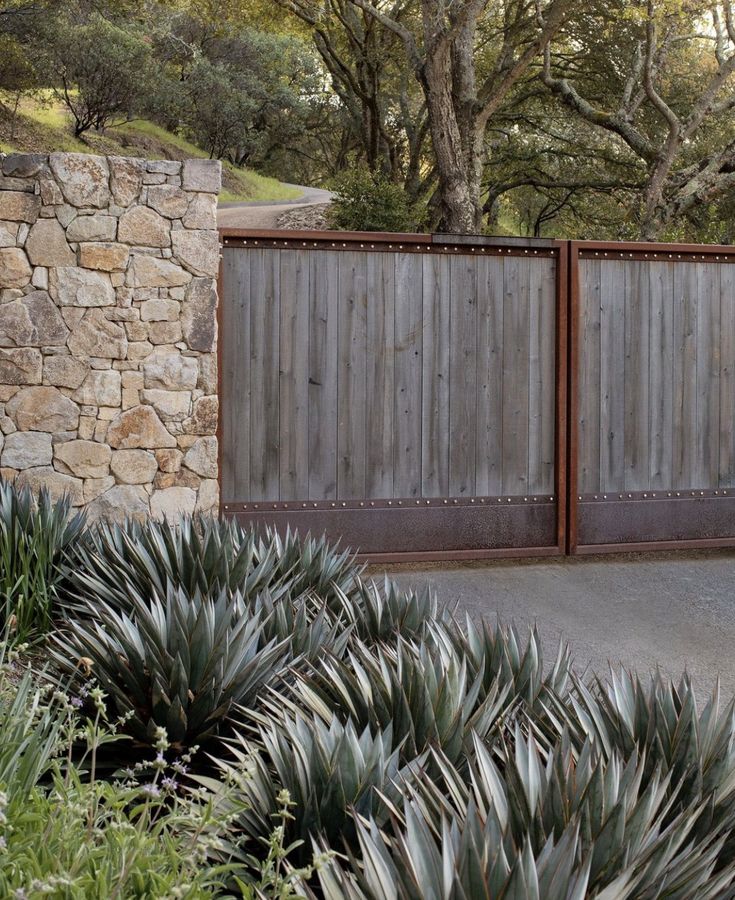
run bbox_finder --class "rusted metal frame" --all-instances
[569,238,735,555]
[566,241,581,554]
[218,227,560,260]
[574,538,735,555]
[577,239,735,263]
[216,244,225,516]
[216,231,568,560]
[362,546,562,564]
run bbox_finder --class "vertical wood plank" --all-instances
[578,258,601,494]
[695,263,720,488]
[337,251,367,498]
[719,265,735,487]
[449,254,477,495]
[220,248,249,500]
[624,261,650,490]
[365,253,395,498]
[249,249,280,500]
[394,252,423,497]
[599,260,626,492]
[308,250,339,499]
[528,257,556,495]
[648,261,674,490]
[672,263,698,489]
[421,253,450,496]
[475,256,504,495]
[501,256,530,494]
[279,250,310,499]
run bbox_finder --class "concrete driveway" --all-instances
[379,551,735,700]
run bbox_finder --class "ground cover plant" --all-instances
[2,476,735,897]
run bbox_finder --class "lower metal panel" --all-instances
[224,499,557,556]
[577,494,735,547]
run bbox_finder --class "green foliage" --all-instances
[51,585,289,749]
[40,12,155,136]
[62,517,362,617]
[0,479,85,643]
[329,167,423,233]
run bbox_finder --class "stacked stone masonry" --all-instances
[0,152,220,522]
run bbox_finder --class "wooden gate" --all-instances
[219,231,567,560]
[568,241,735,553]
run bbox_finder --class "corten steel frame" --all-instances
[217,229,569,562]
[567,239,735,555]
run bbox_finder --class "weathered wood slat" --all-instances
[672,263,698,489]
[475,256,504,496]
[394,253,423,497]
[220,249,249,500]
[648,262,674,490]
[337,252,368,498]
[599,260,626,492]
[248,249,280,500]
[528,257,556,495]
[502,256,530,494]
[279,250,310,499]
[449,254,478,495]
[308,250,339,499]
[578,259,601,494]
[421,253,450,496]
[695,264,721,488]
[624,261,650,491]
[719,265,735,487]
[366,253,395,498]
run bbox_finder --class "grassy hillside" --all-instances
[0,96,301,203]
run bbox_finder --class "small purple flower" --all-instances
[70,697,83,708]
[141,783,161,798]
[172,761,188,775]
[161,776,178,791]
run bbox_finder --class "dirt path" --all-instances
[217,184,333,230]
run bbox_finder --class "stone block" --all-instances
[49,153,110,208]
[43,355,89,389]
[50,267,115,307]
[183,436,217,478]
[181,159,221,193]
[66,215,117,242]
[110,448,158,484]
[71,370,122,406]
[171,230,219,277]
[78,242,130,272]
[106,405,176,449]
[0,248,31,288]
[151,486,196,521]
[0,292,69,347]
[67,310,127,359]
[147,185,189,218]
[143,348,198,390]
[85,483,149,522]
[6,385,79,431]
[54,440,112,478]
[1,431,52,468]
[0,191,40,223]
[117,206,171,247]
[0,348,42,385]
[25,219,74,267]
[109,156,145,207]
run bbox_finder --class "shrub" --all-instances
[62,517,362,617]
[329,168,422,233]
[51,585,289,750]
[0,479,85,643]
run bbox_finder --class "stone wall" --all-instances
[0,152,220,521]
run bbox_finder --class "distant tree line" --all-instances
[1,0,734,240]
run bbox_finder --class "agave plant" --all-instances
[334,577,445,645]
[289,631,511,766]
[0,479,85,642]
[311,728,735,899]
[203,711,404,863]
[62,517,363,617]
[50,585,289,749]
